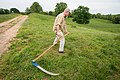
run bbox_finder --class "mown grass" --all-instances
[0,13,20,23]
[0,13,120,80]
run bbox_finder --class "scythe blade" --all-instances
[32,61,59,76]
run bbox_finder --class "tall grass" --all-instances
[0,13,20,23]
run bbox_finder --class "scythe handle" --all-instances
[32,32,69,62]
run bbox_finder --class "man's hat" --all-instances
[64,8,70,13]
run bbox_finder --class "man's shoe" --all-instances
[59,51,64,53]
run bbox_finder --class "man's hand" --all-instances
[64,31,70,35]
[56,32,61,36]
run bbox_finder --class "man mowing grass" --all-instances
[53,8,70,53]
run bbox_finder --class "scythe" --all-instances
[32,33,69,76]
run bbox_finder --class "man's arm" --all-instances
[63,23,69,34]
[55,16,63,36]
[64,25,68,33]
[55,24,60,35]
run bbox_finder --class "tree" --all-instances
[30,2,43,13]
[10,8,20,13]
[73,6,91,24]
[48,11,53,15]
[0,8,9,14]
[112,16,120,24]
[91,14,96,18]
[41,11,48,15]
[25,7,31,15]
[106,14,112,21]
[4,9,9,14]
[48,11,55,16]
[91,13,120,24]
[55,2,67,16]
[0,8,5,14]
[96,13,101,18]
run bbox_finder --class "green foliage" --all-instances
[92,13,120,24]
[112,16,120,24]
[25,7,31,15]
[91,14,96,18]
[73,6,91,24]
[0,13,20,23]
[41,11,49,15]
[55,2,67,16]
[0,8,9,14]
[48,11,53,15]
[10,8,20,13]
[48,11,55,16]
[96,13,101,18]
[0,13,120,80]
[30,2,43,13]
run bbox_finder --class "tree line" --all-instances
[0,8,20,14]
[28,2,119,24]
[0,2,120,24]
[26,2,91,24]
[91,13,120,24]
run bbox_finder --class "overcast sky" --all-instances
[0,0,120,14]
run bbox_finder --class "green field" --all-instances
[0,13,20,23]
[0,13,120,80]
[85,19,120,33]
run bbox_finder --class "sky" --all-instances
[0,0,120,14]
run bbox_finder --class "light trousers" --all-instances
[53,31,65,52]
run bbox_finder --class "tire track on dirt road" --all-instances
[0,15,28,57]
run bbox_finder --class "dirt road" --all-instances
[0,15,28,57]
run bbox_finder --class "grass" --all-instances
[0,13,120,80]
[83,19,120,33]
[0,13,20,23]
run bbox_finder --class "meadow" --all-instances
[0,13,120,80]
[0,13,20,23]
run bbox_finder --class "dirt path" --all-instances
[0,15,28,57]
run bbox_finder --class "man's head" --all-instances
[63,8,70,16]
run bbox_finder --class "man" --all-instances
[53,8,70,53]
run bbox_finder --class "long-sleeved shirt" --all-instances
[53,13,67,33]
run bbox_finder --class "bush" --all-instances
[73,6,91,24]
[30,2,43,13]
[55,2,67,16]
[91,13,120,24]
[10,8,20,13]
[25,7,31,15]
[48,11,55,16]
[112,16,120,24]
[41,12,49,15]
[85,20,90,24]
[0,8,9,14]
